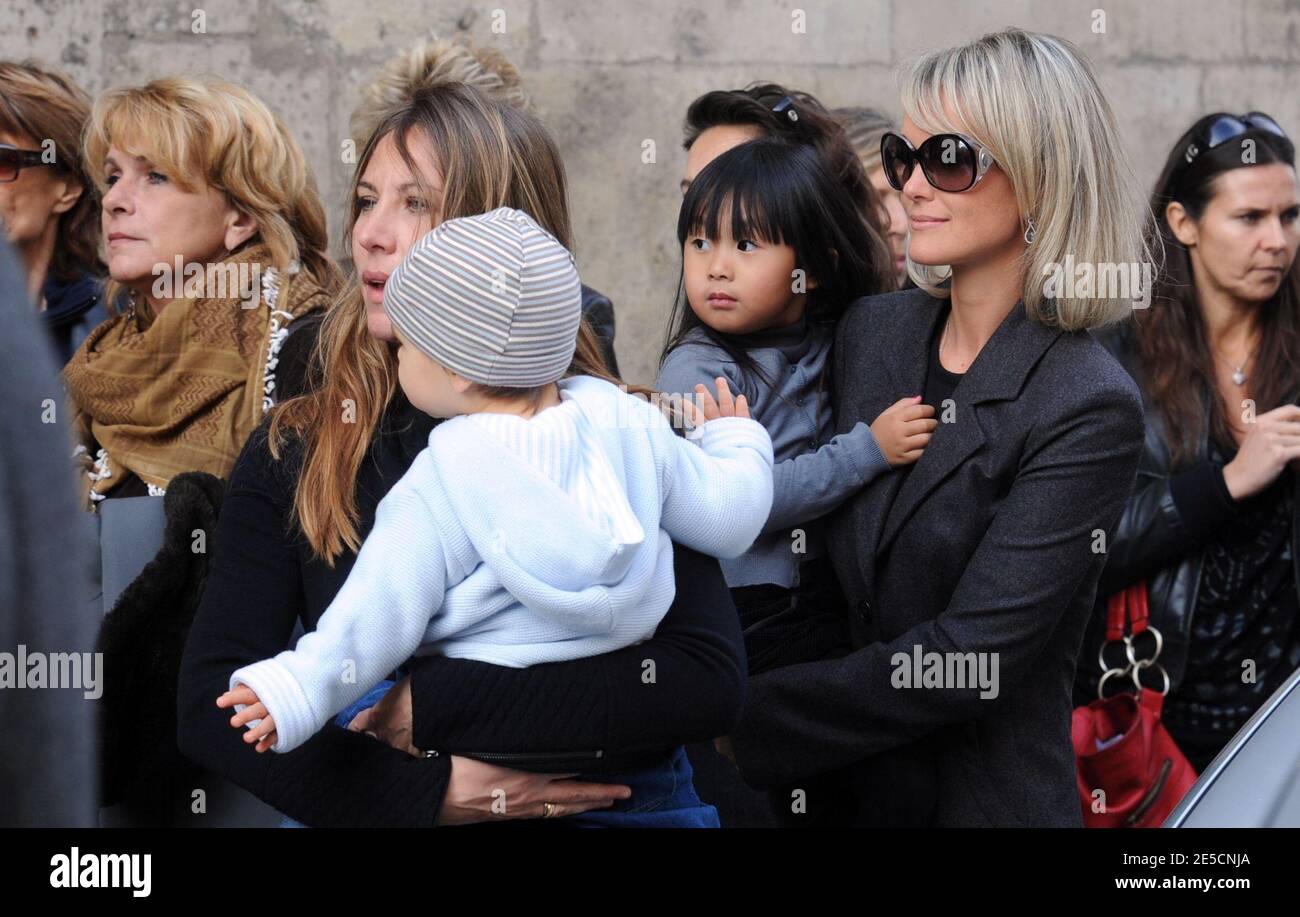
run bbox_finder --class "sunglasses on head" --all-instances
[880,131,996,193]
[0,143,58,183]
[1183,111,1288,165]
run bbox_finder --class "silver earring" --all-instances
[1024,218,1037,245]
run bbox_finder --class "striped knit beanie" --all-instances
[383,207,582,387]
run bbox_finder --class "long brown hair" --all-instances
[269,80,647,564]
[1133,115,1300,467]
[0,60,101,283]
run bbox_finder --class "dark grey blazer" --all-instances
[729,287,1146,827]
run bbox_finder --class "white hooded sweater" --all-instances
[231,375,774,752]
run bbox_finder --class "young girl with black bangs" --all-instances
[656,138,934,677]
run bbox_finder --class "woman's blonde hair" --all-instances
[0,60,100,283]
[350,35,532,145]
[900,28,1153,330]
[833,106,896,177]
[83,76,340,315]
[270,71,638,564]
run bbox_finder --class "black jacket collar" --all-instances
[873,292,1061,556]
[880,292,1061,405]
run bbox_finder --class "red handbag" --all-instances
[1072,584,1198,828]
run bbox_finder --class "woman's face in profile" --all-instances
[1170,162,1300,306]
[896,115,1023,275]
[0,127,81,255]
[351,131,444,342]
[100,144,254,300]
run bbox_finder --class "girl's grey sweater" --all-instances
[656,314,890,589]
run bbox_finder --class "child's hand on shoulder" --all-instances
[871,395,938,467]
[217,685,279,753]
[681,376,751,431]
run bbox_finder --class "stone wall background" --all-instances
[5,0,1298,384]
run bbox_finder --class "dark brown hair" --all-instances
[663,139,888,377]
[683,81,893,286]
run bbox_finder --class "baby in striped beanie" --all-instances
[221,209,775,789]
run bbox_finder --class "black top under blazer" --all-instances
[729,287,1146,827]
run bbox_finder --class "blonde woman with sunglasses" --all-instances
[723,28,1151,827]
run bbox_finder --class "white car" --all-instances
[1165,666,1300,827]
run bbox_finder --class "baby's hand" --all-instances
[217,685,279,753]
[871,396,938,467]
[681,376,751,431]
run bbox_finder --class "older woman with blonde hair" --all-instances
[723,28,1150,827]
[63,77,340,507]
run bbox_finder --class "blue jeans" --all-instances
[281,680,719,828]
[563,746,719,828]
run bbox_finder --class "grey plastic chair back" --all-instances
[98,495,167,615]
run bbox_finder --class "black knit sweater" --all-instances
[175,340,746,827]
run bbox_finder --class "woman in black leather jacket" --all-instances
[1077,112,1300,772]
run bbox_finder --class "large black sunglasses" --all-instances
[1183,111,1288,166]
[880,131,995,194]
[0,143,58,183]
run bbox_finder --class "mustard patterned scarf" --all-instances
[63,244,332,509]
